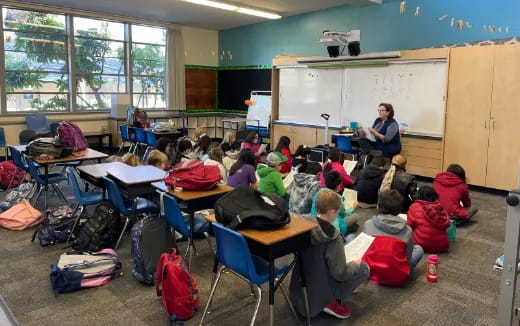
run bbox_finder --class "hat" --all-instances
[266,151,288,166]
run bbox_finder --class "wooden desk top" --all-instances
[151,181,233,201]
[34,148,108,164]
[77,162,126,179]
[206,215,317,246]
[153,130,182,135]
[107,165,167,185]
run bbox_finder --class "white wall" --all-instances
[182,26,218,66]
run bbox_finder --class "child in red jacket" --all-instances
[319,148,353,193]
[433,164,478,225]
[407,186,451,253]
[274,136,292,174]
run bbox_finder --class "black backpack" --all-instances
[73,202,122,252]
[214,186,290,230]
[27,139,73,158]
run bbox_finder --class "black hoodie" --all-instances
[354,165,386,204]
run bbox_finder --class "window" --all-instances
[3,8,68,112]
[74,17,126,110]
[131,24,166,109]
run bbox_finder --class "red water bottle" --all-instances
[426,255,440,283]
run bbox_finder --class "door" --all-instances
[443,46,494,186]
[486,44,520,189]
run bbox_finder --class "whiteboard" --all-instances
[344,61,448,136]
[247,94,271,128]
[279,68,344,127]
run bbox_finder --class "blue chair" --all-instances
[159,191,212,270]
[66,167,103,242]
[143,130,157,161]
[103,176,159,249]
[133,128,146,156]
[199,223,297,326]
[24,155,67,208]
[6,146,35,189]
[0,127,6,161]
[118,125,135,155]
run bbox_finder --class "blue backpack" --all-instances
[131,215,177,285]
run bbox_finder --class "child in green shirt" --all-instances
[257,152,288,197]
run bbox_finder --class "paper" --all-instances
[259,144,267,154]
[362,126,376,142]
[398,213,407,221]
[344,232,375,263]
[342,188,358,210]
[343,160,358,176]
[283,171,295,189]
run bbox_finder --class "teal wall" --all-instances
[219,0,520,66]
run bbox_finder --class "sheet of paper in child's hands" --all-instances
[343,160,358,175]
[344,232,375,263]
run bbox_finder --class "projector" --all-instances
[319,30,361,57]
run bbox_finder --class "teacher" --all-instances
[367,103,401,159]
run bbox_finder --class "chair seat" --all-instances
[248,256,289,285]
[123,197,159,215]
[176,215,210,240]
[79,191,104,206]
[47,173,67,184]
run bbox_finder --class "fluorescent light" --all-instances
[184,0,237,11]
[237,7,281,19]
[183,0,282,20]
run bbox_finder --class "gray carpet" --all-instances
[0,175,510,325]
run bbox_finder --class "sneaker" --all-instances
[323,301,351,319]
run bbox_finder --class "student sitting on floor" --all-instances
[433,163,478,225]
[287,161,322,216]
[191,135,211,161]
[257,152,287,197]
[407,186,451,253]
[147,150,168,170]
[227,149,257,189]
[106,155,123,163]
[191,127,206,145]
[354,154,386,208]
[362,190,424,274]
[311,171,357,240]
[274,136,292,174]
[379,154,417,213]
[292,145,311,169]
[156,137,173,162]
[242,132,265,164]
[122,153,141,167]
[319,148,353,193]
[289,189,370,320]
[205,147,227,183]
[221,131,240,158]
[172,138,193,165]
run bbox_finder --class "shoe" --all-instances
[323,301,351,319]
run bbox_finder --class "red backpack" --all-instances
[362,235,411,286]
[164,160,221,191]
[0,160,25,188]
[156,248,199,323]
[58,121,88,152]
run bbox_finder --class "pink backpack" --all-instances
[0,160,25,188]
[58,121,88,151]
[0,200,43,230]
[164,160,221,190]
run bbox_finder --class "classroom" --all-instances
[0,0,519,325]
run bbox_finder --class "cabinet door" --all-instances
[272,124,292,149]
[291,126,317,152]
[486,44,520,189]
[443,46,494,186]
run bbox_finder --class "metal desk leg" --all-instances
[44,164,49,210]
[269,249,275,326]
[185,214,195,272]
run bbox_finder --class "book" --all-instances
[342,188,358,209]
[344,232,375,263]
[343,160,358,175]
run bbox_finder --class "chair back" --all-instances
[336,135,353,154]
[103,176,130,215]
[19,130,36,145]
[25,113,51,134]
[9,147,25,171]
[145,130,157,147]
[212,223,260,282]
[160,192,190,237]
[0,127,6,147]
[135,128,146,143]
[120,125,131,142]
[66,167,84,202]
[24,155,44,184]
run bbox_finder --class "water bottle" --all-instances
[426,255,440,283]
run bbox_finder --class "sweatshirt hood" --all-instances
[435,172,464,187]
[257,164,275,178]
[373,213,407,234]
[293,173,318,188]
[418,200,450,228]
[301,214,339,245]
[364,165,386,179]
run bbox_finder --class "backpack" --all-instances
[214,186,290,230]
[58,121,88,152]
[131,215,177,285]
[0,161,25,188]
[50,249,122,295]
[27,140,73,158]
[73,202,122,252]
[0,182,36,211]
[36,205,79,246]
[156,248,199,323]
[164,160,221,191]
[0,200,43,230]
[362,235,411,286]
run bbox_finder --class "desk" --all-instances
[84,132,112,153]
[153,181,233,271]
[206,215,316,326]
[152,129,183,142]
[107,165,166,199]
[77,162,126,189]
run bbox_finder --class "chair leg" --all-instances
[203,232,215,255]
[66,203,83,243]
[32,185,43,207]
[114,216,130,250]
[279,282,299,323]
[142,147,150,161]
[53,184,68,204]
[302,286,312,326]
[200,265,225,326]
[250,284,262,326]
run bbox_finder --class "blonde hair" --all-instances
[122,153,141,167]
[192,127,206,142]
[316,189,342,215]
[380,154,407,192]
[106,155,122,163]
[147,150,168,167]
[222,131,236,144]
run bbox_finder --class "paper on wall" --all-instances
[344,232,375,263]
